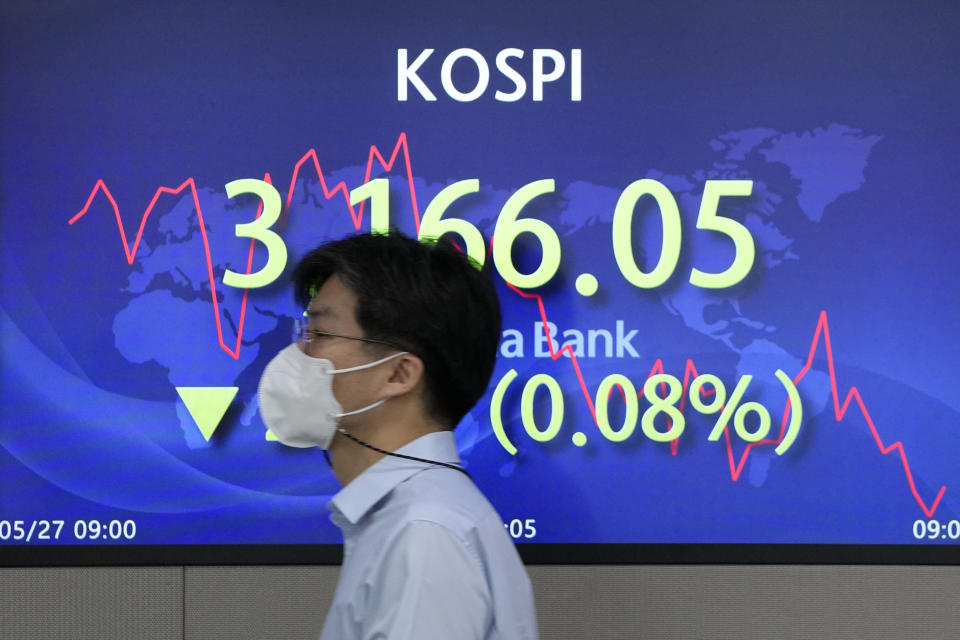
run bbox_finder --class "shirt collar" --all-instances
[328,430,461,525]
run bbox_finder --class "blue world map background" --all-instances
[1,0,958,552]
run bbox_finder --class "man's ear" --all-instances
[381,353,424,398]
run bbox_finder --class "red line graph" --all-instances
[512,283,946,518]
[283,133,421,231]
[68,134,421,360]
[69,132,946,517]
[68,176,263,360]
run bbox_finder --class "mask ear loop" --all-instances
[328,351,408,374]
[333,399,385,418]
[327,353,404,418]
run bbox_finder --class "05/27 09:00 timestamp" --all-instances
[0,519,137,542]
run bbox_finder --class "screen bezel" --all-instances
[2,544,959,567]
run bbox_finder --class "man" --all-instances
[258,232,538,639]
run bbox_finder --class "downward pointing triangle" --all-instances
[175,387,239,441]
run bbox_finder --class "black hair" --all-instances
[291,232,502,429]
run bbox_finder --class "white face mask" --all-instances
[257,343,407,449]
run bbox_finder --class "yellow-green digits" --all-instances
[418,179,485,267]
[489,368,801,453]
[642,373,685,441]
[612,179,683,289]
[688,180,755,288]
[611,178,757,290]
[594,374,639,442]
[349,179,391,235]
[492,179,561,288]
[347,177,755,290]
[520,373,564,442]
[222,179,287,288]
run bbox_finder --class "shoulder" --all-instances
[370,467,503,575]
[381,466,503,536]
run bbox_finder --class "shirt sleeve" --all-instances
[362,520,491,640]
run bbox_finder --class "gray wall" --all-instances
[3,565,959,639]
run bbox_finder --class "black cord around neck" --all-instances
[337,430,471,478]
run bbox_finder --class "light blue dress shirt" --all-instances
[319,431,538,640]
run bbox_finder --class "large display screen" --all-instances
[2,0,958,565]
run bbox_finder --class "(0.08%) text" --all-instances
[489,370,803,456]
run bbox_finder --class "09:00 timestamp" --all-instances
[913,520,960,541]
[0,519,137,542]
